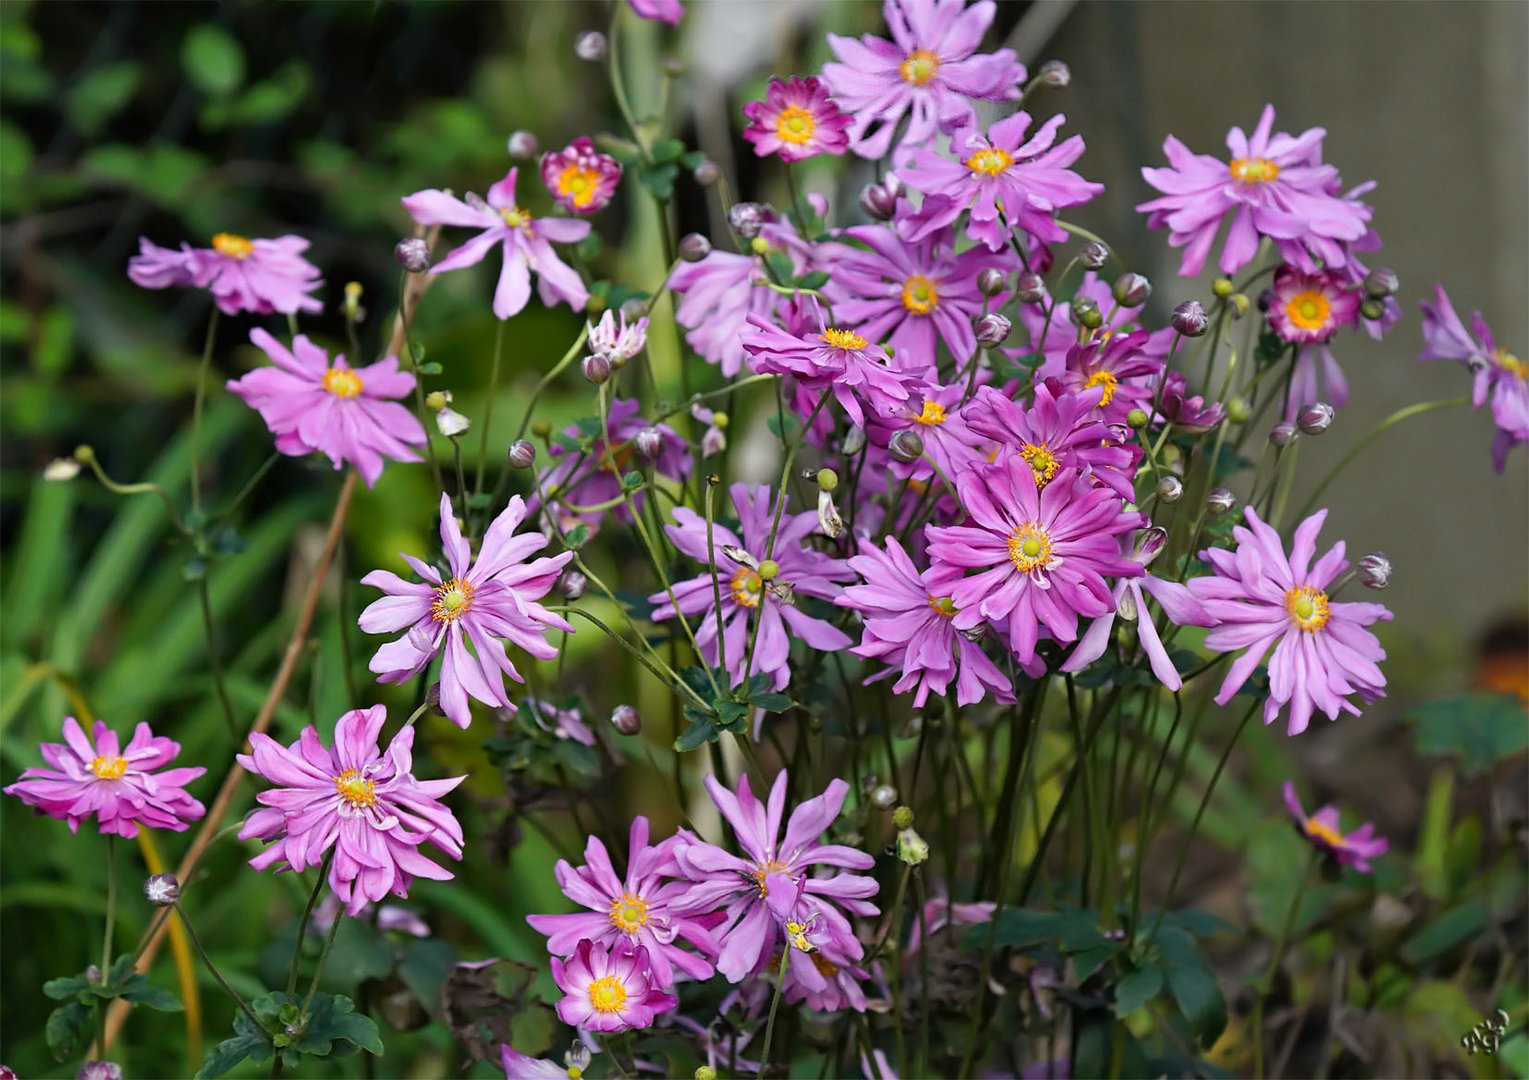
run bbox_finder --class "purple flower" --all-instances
[523,698,596,747]
[964,381,1140,501]
[1138,105,1372,277]
[837,535,1013,706]
[1186,507,1393,735]
[535,398,690,530]
[528,817,718,989]
[743,76,851,162]
[403,168,589,319]
[359,493,573,728]
[672,771,880,983]
[499,1044,565,1080]
[628,0,683,23]
[779,911,873,1013]
[540,136,623,214]
[868,380,987,486]
[822,0,1026,160]
[1016,271,1172,382]
[129,233,324,316]
[1282,782,1389,872]
[1419,285,1528,472]
[899,112,1102,252]
[1055,330,1164,425]
[1267,265,1363,421]
[650,484,853,691]
[237,706,465,915]
[588,309,649,363]
[4,718,205,838]
[1155,372,1227,435]
[551,939,677,1033]
[925,459,1143,667]
[228,330,427,488]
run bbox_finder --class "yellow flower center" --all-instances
[1285,290,1332,333]
[914,400,947,425]
[928,595,958,618]
[212,232,253,259]
[1285,585,1330,632]
[820,327,868,351]
[1006,523,1054,574]
[587,975,628,1014]
[431,577,476,623]
[1304,816,1345,848]
[776,105,816,145]
[1493,347,1527,380]
[901,274,939,315]
[499,205,532,229]
[556,165,603,208]
[88,755,129,780]
[899,48,940,85]
[1228,156,1281,183]
[1019,442,1060,487]
[608,892,651,933]
[785,919,816,952]
[750,858,788,896]
[333,768,377,808]
[1083,370,1119,406]
[322,367,364,399]
[730,566,764,609]
[965,147,1014,177]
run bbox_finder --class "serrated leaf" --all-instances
[750,692,792,712]
[46,1001,93,1061]
[563,524,589,549]
[674,706,718,752]
[1114,962,1164,1015]
[182,25,245,96]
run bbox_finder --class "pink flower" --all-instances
[588,309,649,363]
[1186,507,1393,735]
[1419,284,1528,472]
[1055,330,1164,426]
[403,168,589,319]
[1283,782,1389,872]
[540,137,623,214]
[227,330,427,488]
[629,0,683,24]
[868,380,988,487]
[1267,265,1363,420]
[743,76,851,162]
[535,398,691,530]
[4,718,205,837]
[1016,270,1172,382]
[237,706,465,915]
[359,493,574,728]
[964,381,1141,501]
[551,939,677,1033]
[499,1044,565,1080]
[129,233,324,316]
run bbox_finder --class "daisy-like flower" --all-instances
[228,330,427,488]
[869,380,987,486]
[925,459,1143,667]
[1186,507,1393,735]
[359,492,574,728]
[129,233,324,316]
[965,381,1140,501]
[523,698,596,747]
[588,309,649,364]
[1138,104,1373,277]
[1282,782,1389,872]
[237,706,465,915]
[4,718,205,837]
[1419,284,1528,472]
[671,771,880,983]
[898,112,1103,253]
[822,0,1027,160]
[1155,372,1227,435]
[540,137,623,214]
[1015,270,1172,382]
[837,536,1013,706]
[550,939,677,1033]
[499,1044,566,1080]
[536,398,690,529]
[1060,528,1213,691]
[775,902,873,1013]
[743,76,851,162]
[1055,330,1164,425]
[629,0,683,23]
[402,168,589,319]
[528,817,719,989]
[1266,264,1362,420]
[651,484,853,691]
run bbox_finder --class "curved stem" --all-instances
[174,900,264,1031]
[1252,849,1319,1079]
[191,309,220,514]
[286,852,334,996]
[302,906,345,1011]
[756,948,791,1078]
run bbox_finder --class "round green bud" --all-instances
[750,236,771,256]
[1360,297,1386,321]
[1229,293,1251,318]
[1126,408,1149,430]
[695,1068,718,1080]
[817,468,839,492]
[1079,307,1104,330]
[1227,396,1252,423]
[73,444,96,464]
[711,411,729,430]
[531,419,552,439]
[1211,277,1235,298]
[892,805,915,829]
[424,391,449,412]
[758,559,780,581]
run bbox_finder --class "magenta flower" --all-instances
[359,492,573,728]
[499,1044,565,1080]
[1055,330,1164,425]
[964,381,1140,501]
[402,168,589,319]
[1138,105,1372,277]
[1016,270,1172,382]
[629,0,683,23]
[837,535,1012,707]
[651,484,853,691]
[779,908,873,1013]
[4,718,205,838]
[536,398,691,529]
[528,817,718,989]
[925,459,1143,667]
[540,137,622,214]
[743,76,851,162]
[550,939,677,1033]
[899,112,1102,252]
[1186,507,1393,735]
[523,698,595,747]
[1267,265,1363,420]
[227,330,427,488]
[1419,285,1528,472]
[1155,372,1227,435]
[822,0,1026,160]
[868,380,987,487]
[672,772,879,983]
[237,706,465,915]
[129,233,324,316]
[1282,782,1389,872]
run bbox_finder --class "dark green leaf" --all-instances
[46,1001,93,1061]
[650,137,687,163]
[621,469,644,492]
[674,706,719,752]
[181,26,246,96]
[1114,962,1164,1016]
[67,61,142,136]
[1156,927,1227,1046]
[196,1033,268,1079]
[713,699,749,730]
[225,63,309,126]
[409,341,426,365]
[1405,693,1529,777]
[120,976,183,1011]
[1400,899,1488,965]
[467,492,494,510]
[43,973,91,1000]
[795,271,830,291]
[750,692,793,712]
[1159,908,1236,938]
[763,251,795,284]
[563,524,589,550]
[638,162,679,201]
[416,361,443,376]
[766,413,797,438]
[681,150,707,169]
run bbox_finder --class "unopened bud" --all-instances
[77,1063,124,1080]
[1212,277,1235,299]
[1360,297,1386,321]
[85,965,102,985]
[508,439,537,469]
[817,468,839,492]
[892,805,915,829]
[557,570,587,600]
[436,408,470,438]
[870,784,897,810]
[44,458,81,482]
[610,705,642,736]
[1206,487,1236,515]
[1357,552,1392,589]
[858,181,900,221]
[974,312,1011,347]
[818,488,843,538]
[144,873,180,906]
[1297,402,1334,435]
[897,827,929,866]
[1112,272,1152,307]
[1229,293,1251,318]
[565,1044,592,1074]
[888,429,925,463]
[1155,475,1183,503]
[693,160,720,186]
[976,267,1007,297]
[1171,300,1209,337]
[678,233,712,262]
[574,31,607,61]
[74,444,96,464]
[426,682,445,715]
[1257,288,1275,313]
[343,281,364,321]
[581,353,612,384]
[1363,267,1399,299]
[728,201,767,240]
[1268,422,1296,448]
[507,130,539,159]
[1016,272,1047,304]
[842,425,866,455]
[757,559,780,581]
[1080,241,1108,269]
[531,418,552,439]
[1126,408,1149,430]
[425,390,450,411]
[634,426,663,461]
[1039,59,1071,87]
[1227,396,1251,423]
[1072,296,1102,329]
[394,237,431,273]
[695,1068,718,1080]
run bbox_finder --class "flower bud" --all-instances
[74,444,96,464]
[566,1044,593,1074]
[610,705,642,736]
[663,56,686,77]
[1360,297,1386,321]
[1268,421,1296,448]
[343,281,364,322]
[557,570,587,600]
[897,826,930,866]
[974,312,1011,347]
[1155,475,1183,503]
[1229,292,1251,318]
[695,1068,718,1080]
[1257,288,1275,313]
[581,353,612,384]
[1363,267,1399,299]
[888,429,925,463]
[692,160,720,186]
[858,181,900,221]
[1112,271,1152,307]
[426,681,445,715]
[85,965,102,985]
[144,873,180,906]
[757,559,780,581]
[531,418,552,439]
[394,237,431,273]
[44,458,81,481]
[1206,487,1236,515]
[818,489,843,539]
[842,425,867,455]
[1039,59,1071,87]
[435,408,470,438]
[1016,272,1046,304]
[1080,241,1108,269]
[749,236,771,256]
[1297,402,1334,435]
[630,426,662,461]
[870,784,897,810]
[425,390,450,411]
[728,201,767,240]
[1071,296,1102,329]
[574,31,607,61]
[506,130,539,159]
[77,1063,123,1080]
[508,439,537,469]
[976,267,1007,297]
[892,805,915,829]
[1171,300,1209,337]
[1211,277,1235,299]
[1126,407,1149,429]
[1357,552,1392,589]
[678,233,711,262]
[1227,396,1251,423]
[817,468,839,492]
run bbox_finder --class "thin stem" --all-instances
[214,451,281,521]
[756,947,791,1078]
[174,900,264,1031]
[514,327,591,443]
[197,579,239,739]
[96,834,119,1059]
[190,308,220,514]
[474,319,507,502]
[286,853,334,996]
[1252,850,1319,1079]
[302,905,345,1011]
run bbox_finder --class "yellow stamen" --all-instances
[333,768,377,808]
[1284,585,1330,632]
[587,975,628,1014]
[1228,156,1281,184]
[899,48,940,86]
[785,920,817,952]
[1006,523,1054,575]
[1019,442,1060,487]
[776,105,816,145]
[820,327,868,351]
[499,206,532,229]
[730,566,764,609]
[88,755,129,781]
[431,577,476,623]
[913,400,947,425]
[556,165,603,208]
[212,232,253,260]
[1082,370,1119,407]
[928,595,958,618]
[750,859,787,896]
[1284,290,1332,333]
[322,367,364,399]
[965,147,1014,177]
[1304,817,1345,848]
[608,892,651,933]
[1493,347,1526,380]
[901,273,939,315]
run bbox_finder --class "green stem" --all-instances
[197,578,239,739]
[286,853,334,996]
[214,451,281,521]
[191,308,220,514]
[302,904,345,1012]
[1252,850,1319,1079]
[95,834,118,1059]
[474,319,507,504]
[174,900,264,1031]
[756,947,791,1078]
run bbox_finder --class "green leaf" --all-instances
[563,524,590,550]
[120,976,184,1011]
[1399,898,1488,966]
[1155,927,1227,1046]
[467,492,494,510]
[196,1033,268,1079]
[638,162,679,201]
[763,251,796,285]
[1405,693,1528,777]
[46,1001,93,1061]
[681,150,707,169]
[674,706,719,752]
[181,25,246,96]
[750,691,793,712]
[416,361,443,376]
[621,469,644,492]
[650,137,687,163]
[224,63,309,126]
[43,973,91,1000]
[66,61,142,136]
[795,271,830,291]
[293,992,384,1056]
[1114,962,1164,1016]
